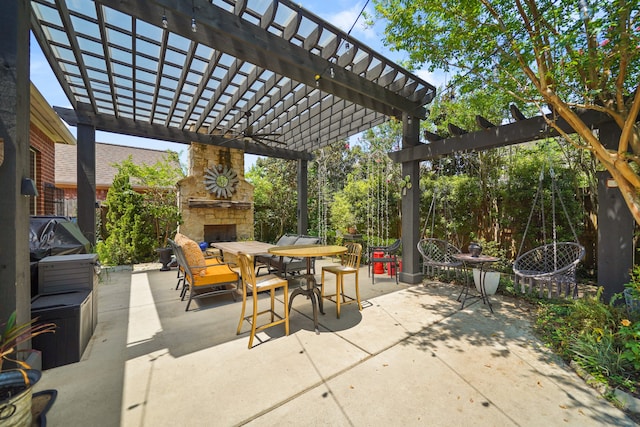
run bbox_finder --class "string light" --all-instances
[191,1,197,33]
[330,67,335,78]
[160,7,168,28]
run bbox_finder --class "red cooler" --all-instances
[373,251,385,274]
[389,260,403,276]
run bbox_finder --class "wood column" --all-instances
[399,112,422,284]
[0,0,31,323]
[598,121,634,302]
[77,123,97,245]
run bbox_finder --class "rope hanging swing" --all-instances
[512,162,585,299]
[417,168,464,278]
[365,147,391,249]
[315,88,329,245]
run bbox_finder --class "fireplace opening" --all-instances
[204,224,237,243]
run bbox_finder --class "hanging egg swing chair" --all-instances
[512,164,585,299]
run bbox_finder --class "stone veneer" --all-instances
[177,143,254,242]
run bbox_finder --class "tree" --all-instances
[373,0,640,224]
[96,152,183,265]
[97,169,149,264]
[246,157,298,242]
[117,152,184,249]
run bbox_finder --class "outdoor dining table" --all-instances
[452,253,499,313]
[210,240,276,257]
[210,241,277,285]
[268,244,348,333]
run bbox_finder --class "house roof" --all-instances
[30,82,76,146]
[31,0,436,160]
[55,142,179,188]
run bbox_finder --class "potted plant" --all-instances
[1,312,55,426]
[473,269,501,296]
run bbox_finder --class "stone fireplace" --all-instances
[177,143,254,243]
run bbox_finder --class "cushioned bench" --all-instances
[254,234,320,277]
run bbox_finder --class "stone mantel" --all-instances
[187,198,252,210]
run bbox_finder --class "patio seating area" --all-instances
[32,258,634,426]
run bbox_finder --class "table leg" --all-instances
[458,261,472,306]
[313,285,324,315]
[478,265,494,313]
[308,290,319,334]
[287,270,323,333]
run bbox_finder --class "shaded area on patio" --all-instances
[33,259,634,426]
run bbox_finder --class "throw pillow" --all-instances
[180,237,207,275]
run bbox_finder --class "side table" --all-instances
[453,253,499,313]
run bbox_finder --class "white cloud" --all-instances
[326,2,376,41]
[415,69,448,91]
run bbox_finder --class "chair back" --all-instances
[237,252,255,292]
[514,242,585,278]
[417,238,462,266]
[342,243,363,269]
[169,239,187,268]
[386,239,401,254]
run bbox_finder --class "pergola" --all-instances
[1,1,631,325]
[1,0,433,321]
[32,0,437,239]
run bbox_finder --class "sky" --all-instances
[29,1,445,172]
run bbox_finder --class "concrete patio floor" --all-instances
[33,259,635,426]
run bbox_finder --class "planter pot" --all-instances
[155,247,173,271]
[473,269,500,296]
[0,369,41,426]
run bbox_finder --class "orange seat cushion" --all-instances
[191,264,238,287]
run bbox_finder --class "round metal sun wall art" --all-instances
[204,164,239,198]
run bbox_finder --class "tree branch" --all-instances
[619,83,640,154]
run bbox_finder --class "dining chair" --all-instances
[236,252,289,349]
[320,242,363,318]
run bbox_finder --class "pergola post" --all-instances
[77,123,97,245]
[297,159,309,235]
[597,122,634,301]
[399,112,422,284]
[0,0,31,323]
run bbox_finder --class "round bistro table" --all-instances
[268,244,347,333]
[453,253,500,313]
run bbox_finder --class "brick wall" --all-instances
[29,123,56,215]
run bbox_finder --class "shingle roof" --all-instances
[55,142,179,188]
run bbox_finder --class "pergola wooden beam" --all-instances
[55,106,312,161]
[389,109,611,163]
[98,0,429,119]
